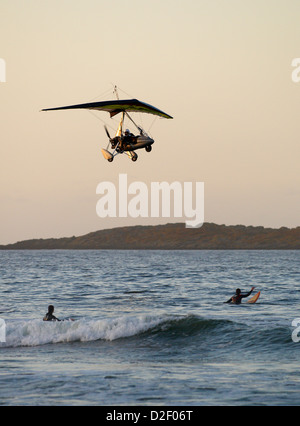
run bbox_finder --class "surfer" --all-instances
[224,287,255,304]
[43,305,61,321]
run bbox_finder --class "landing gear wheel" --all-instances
[145,145,152,152]
[131,153,138,162]
[108,157,114,162]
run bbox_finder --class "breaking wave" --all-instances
[1,314,292,350]
[2,315,174,348]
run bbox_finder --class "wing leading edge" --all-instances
[42,99,173,119]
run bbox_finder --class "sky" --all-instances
[0,0,300,244]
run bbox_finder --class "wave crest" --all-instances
[2,314,291,350]
[3,315,173,347]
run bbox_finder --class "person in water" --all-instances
[43,305,61,321]
[224,287,255,304]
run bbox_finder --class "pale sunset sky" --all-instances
[0,0,299,244]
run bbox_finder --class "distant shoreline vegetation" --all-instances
[0,223,299,250]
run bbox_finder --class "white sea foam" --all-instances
[3,315,169,348]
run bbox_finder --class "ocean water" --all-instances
[0,249,299,406]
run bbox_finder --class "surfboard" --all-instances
[246,291,260,304]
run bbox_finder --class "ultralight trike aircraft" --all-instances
[42,88,173,162]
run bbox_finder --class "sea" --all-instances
[0,249,299,407]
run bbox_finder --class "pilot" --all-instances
[124,128,134,139]
[120,129,135,151]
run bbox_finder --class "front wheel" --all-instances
[108,156,114,162]
[145,145,152,152]
[131,154,138,162]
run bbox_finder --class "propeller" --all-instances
[104,124,116,151]
[104,125,111,139]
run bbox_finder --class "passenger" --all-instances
[119,128,135,151]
